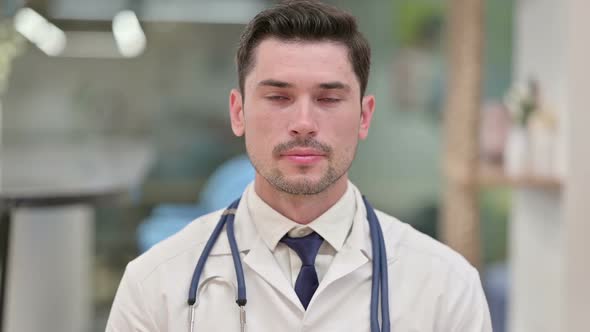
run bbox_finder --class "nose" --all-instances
[288,99,318,138]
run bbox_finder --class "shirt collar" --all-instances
[246,181,356,253]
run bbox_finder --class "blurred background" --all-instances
[1,0,589,331]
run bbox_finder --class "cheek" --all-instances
[327,114,361,144]
[244,110,282,153]
[244,101,282,131]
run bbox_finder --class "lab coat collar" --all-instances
[207,187,258,255]
[243,182,376,313]
[347,184,373,260]
[346,183,401,264]
[203,181,394,312]
[247,182,356,253]
[207,181,375,260]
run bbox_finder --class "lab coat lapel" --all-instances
[206,188,304,312]
[314,245,368,297]
[313,211,371,298]
[243,236,305,312]
[312,186,373,303]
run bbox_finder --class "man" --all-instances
[106,1,492,331]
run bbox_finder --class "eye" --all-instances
[318,97,341,103]
[266,95,290,101]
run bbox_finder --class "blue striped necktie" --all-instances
[280,232,324,309]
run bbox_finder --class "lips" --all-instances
[281,148,325,157]
[280,148,326,165]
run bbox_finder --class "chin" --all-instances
[282,172,324,183]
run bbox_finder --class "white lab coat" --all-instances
[106,184,492,332]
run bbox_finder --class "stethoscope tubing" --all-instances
[363,195,391,332]
[188,196,390,332]
[226,207,247,305]
[187,199,241,306]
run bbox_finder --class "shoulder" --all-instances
[124,208,225,282]
[375,211,491,330]
[375,210,478,282]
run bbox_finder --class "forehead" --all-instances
[246,38,358,92]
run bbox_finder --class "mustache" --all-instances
[273,138,332,156]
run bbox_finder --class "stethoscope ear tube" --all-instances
[226,207,247,306]
[187,199,241,305]
[366,196,381,332]
[377,210,391,331]
[363,196,391,332]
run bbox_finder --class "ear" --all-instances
[229,89,245,137]
[359,95,375,140]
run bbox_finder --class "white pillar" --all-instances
[5,206,93,332]
[511,1,566,330]
[562,0,590,330]
[509,190,562,331]
[511,0,590,331]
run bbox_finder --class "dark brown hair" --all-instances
[236,0,371,97]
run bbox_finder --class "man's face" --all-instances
[230,38,375,195]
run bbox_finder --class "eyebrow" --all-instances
[257,79,294,88]
[257,79,351,91]
[317,81,351,91]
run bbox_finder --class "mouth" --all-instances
[280,148,326,165]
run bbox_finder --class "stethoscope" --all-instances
[187,196,390,332]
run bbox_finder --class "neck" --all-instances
[254,175,349,225]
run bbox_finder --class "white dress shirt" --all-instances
[247,183,355,287]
